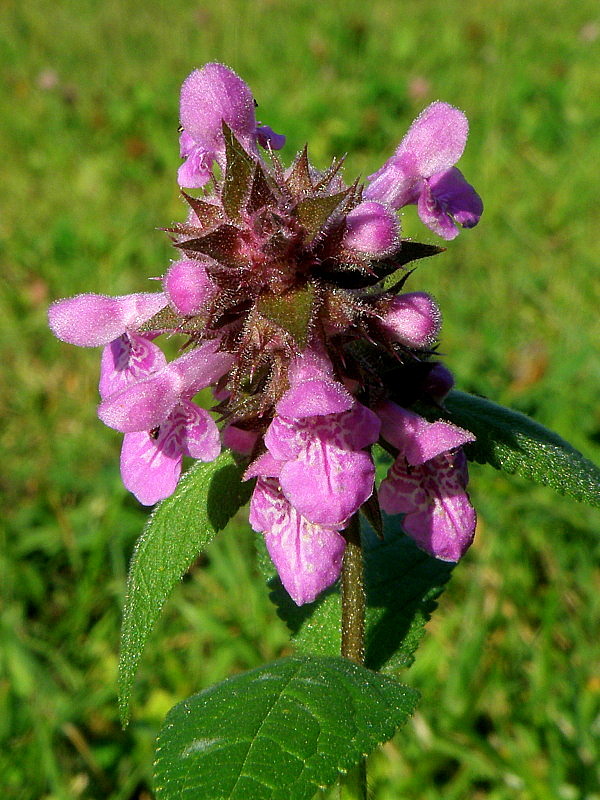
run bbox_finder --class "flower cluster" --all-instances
[49,63,483,605]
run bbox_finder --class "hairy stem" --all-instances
[341,514,365,664]
[339,513,367,800]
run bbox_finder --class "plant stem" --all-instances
[341,514,365,665]
[339,513,367,800]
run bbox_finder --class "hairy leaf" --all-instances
[119,453,251,723]
[154,656,418,800]
[442,391,600,507]
[271,518,453,673]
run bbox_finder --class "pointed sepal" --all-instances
[256,282,317,348]
[221,122,255,222]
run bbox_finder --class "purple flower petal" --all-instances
[395,102,469,178]
[264,415,304,462]
[379,451,476,561]
[249,478,346,605]
[364,154,420,209]
[120,401,220,505]
[177,139,214,188]
[256,124,286,151]
[264,403,379,526]
[48,292,166,347]
[287,343,337,383]
[343,201,400,256]
[167,341,234,397]
[380,292,441,348]
[365,102,479,227]
[173,400,221,461]
[164,259,217,316]
[427,167,483,229]
[280,446,375,526]
[334,403,382,451]
[180,63,257,156]
[98,369,183,432]
[378,402,474,464]
[223,424,259,456]
[416,182,460,240]
[244,450,282,480]
[423,362,455,402]
[99,332,166,399]
[120,430,182,506]
[98,341,232,433]
[276,377,354,419]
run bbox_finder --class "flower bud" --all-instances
[343,201,400,256]
[380,291,441,348]
[163,259,216,316]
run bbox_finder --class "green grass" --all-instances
[2,0,600,797]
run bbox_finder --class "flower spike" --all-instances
[50,65,483,603]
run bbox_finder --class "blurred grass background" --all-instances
[2,0,600,797]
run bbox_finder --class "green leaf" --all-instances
[154,656,418,800]
[271,518,453,673]
[118,452,251,723]
[442,390,600,507]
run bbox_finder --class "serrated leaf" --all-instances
[440,390,600,507]
[154,656,418,800]
[257,283,316,348]
[295,192,348,240]
[175,224,245,267]
[119,453,251,723]
[286,145,312,195]
[222,124,255,222]
[271,518,453,673]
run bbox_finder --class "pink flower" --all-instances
[365,102,483,240]
[48,291,168,398]
[121,399,221,506]
[99,332,166,399]
[178,63,285,188]
[378,402,476,561]
[249,477,346,605]
[98,340,233,433]
[48,291,166,348]
[262,348,380,526]
[263,405,379,527]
